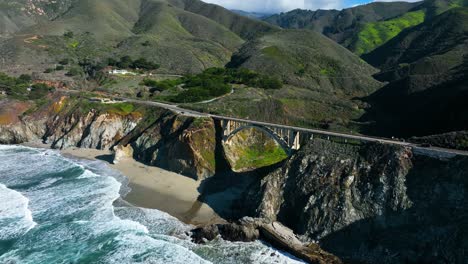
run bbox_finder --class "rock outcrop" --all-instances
[113,144,134,164]
[191,218,341,264]
[44,110,141,150]
[0,97,217,180]
[126,114,217,180]
[241,138,468,263]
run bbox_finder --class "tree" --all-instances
[63,31,74,38]
[118,56,133,69]
[66,67,82,77]
[29,83,53,100]
[107,58,118,67]
[18,74,32,83]
[59,58,70,65]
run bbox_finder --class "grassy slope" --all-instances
[188,30,382,132]
[263,0,466,55]
[168,0,279,39]
[0,0,73,37]
[353,10,426,55]
[353,0,468,55]
[0,0,381,134]
[117,0,245,73]
[360,8,468,137]
[2,0,256,73]
[228,30,381,95]
[263,2,420,49]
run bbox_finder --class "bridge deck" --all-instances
[58,90,468,157]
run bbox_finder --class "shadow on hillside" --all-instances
[196,161,285,221]
[318,156,468,264]
[194,119,287,220]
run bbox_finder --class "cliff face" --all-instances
[43,110,141,150]
[242,139,468,263]
[0,98,217,180]
[126,114,217,180]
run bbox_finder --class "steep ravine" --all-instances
[241,139,468,263]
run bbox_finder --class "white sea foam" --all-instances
[0,184,37,240]
[0,145,304,264]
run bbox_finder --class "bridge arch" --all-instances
[224,124,291,153]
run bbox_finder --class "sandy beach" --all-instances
[24,142,226,226]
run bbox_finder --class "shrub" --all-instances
[56,65,65,71]
[171,82,231,103]
[18,74,32,83]
[64,31,74,38]
[113,56,160,70]
[59,58,69,65]
[132,58,160,70]
[66,67,82,77]
[29,83,54,100]
[117,56,133,69]
[257,76,283,89]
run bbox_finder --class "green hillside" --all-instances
[0,0,275,74]
[185,30,383,132]
[168,0,279,39]
[361,8,468,137]
[228,30,381,95]
[0,0,73,37]
[352,10,426,55]
[263,1,420,50]
[264,0,467,55]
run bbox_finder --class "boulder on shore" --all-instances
[113,144,134,164]
[190,219,342,264]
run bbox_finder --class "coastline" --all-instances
[22,142,226,226]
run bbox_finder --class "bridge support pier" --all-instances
[292,132,299,150]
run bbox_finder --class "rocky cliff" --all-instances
[0,97,217,180]
[241,138,468,263]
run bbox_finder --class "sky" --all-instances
[202,0,420,13]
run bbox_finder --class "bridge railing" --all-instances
[211,115,411,147]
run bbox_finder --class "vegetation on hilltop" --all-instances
[0,73,53,100]
[108,56,160,71]
[140,67,282,103]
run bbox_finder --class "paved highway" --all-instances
[61,90,468,157]
[121,97,468,157]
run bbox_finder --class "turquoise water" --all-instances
[0,145,304,264]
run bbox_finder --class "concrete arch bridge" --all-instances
[219,119,303,153]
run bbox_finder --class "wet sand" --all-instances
[23,142,226,226]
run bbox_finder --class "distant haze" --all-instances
[202,0,421,12]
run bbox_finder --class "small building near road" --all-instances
[108,69,137,76]
[89,97,120,104]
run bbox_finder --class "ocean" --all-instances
[0,145,304,264]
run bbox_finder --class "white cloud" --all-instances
[202,0,344,13]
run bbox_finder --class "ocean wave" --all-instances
[0,184,37,241]
[0,145,303,263]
